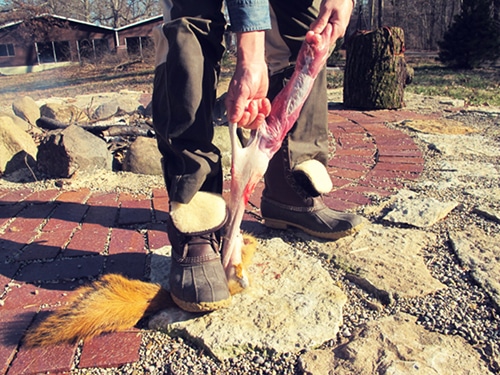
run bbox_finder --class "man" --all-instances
[152,0,362,313]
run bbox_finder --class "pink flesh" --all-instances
[222,29,333,279]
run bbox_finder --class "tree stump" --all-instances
[343,27,413,110]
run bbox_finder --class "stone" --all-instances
[332,313,494,375]
[12,96,40,126]
[415,133,500,157]
[93,97,140,119]
[400,118,476,134]
[37,125,112,178]
[39,103,90,124]
[0,113,39,134]
[464,187,500,204]
[298,350,335,375]
[473,205,500,223]
[321,224,445,302]
[123,136,163,175]
[449,228,500,309]
[382,195,459,228]
[0,115,38,175]
[148,238,347,360]
[438,160,499,178]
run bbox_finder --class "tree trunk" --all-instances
[343,27,413,110]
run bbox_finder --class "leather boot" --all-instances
[261,146,363,240]
[167,192,231,312]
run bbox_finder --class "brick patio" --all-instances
[0,109,427,374]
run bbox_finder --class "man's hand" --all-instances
[225,31,271,130]
[309,0,354,46]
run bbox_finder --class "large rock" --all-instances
[39,102,90,124]
[37,125,112,178]
[321,224,445,302]
[449,227,500,309]
[329,313,493,375]
[123,136,163,175]
[12,96,40,126]
[0,116,38,175]
[382,195,459,228]
[93,97,140,119]
[148,238,347,360]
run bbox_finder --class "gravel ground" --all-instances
[64,101,500,374]
[1,87,498,373]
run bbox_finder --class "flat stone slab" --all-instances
[148,238,346,360]
[449,227,500,309]
[382,194,459,228]
[415,133,500,158]
[329,313,494,375]
[321,224,445,302]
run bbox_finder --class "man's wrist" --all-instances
[236,31,266,65]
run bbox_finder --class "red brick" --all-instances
[8,320,77,375]
[27,189,62,203]
[329,176,352,188]
[79,331,142,369]
[147,223,169,251]
[0,309,37,375]
[106,252,147,279]
[152,196,169,222]
[359,176,404,190]
[65,223,110,256]
[118,194,151,225]
[87,192,119,206]
[152,188,168,198]
[56,189,91,203]
[329,189,372,206]
[108,228,145,255]
[0,204,55,257]
[322,195,359,211]
[334,148,375,157]
[328,159,371,172]
[16,229,73,261]
[0,205,25,228]
[18,256,104,283]
[0,189,34,205]
[42,202,89,232]
[329,167,366,180]
[365,168,421,181]
[377,146,422,157]
[1,282,76,311]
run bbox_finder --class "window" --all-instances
[126,36,153,58]
[0,43,15,57]
[78,38,109,61]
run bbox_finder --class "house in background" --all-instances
[0,14,162,75]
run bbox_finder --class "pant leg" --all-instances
[152,0,226,204]
[266,0,328,168]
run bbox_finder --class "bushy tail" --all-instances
[24,274,173,347]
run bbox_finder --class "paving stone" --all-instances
[107,228,146,255]
[147,223,170,251]
[118,193,151,225]
[0,189,34,205]
[15,228,73,261]
[18,256,104,283]
[1,282,77,311]
[105,252,147,279]
[43,202,89,232]
[79,331,142,369]
[55,188,91,203]
[8,331,76,375]
[152,195,169,222]
[65,223,110,257]
[0,309,37,375]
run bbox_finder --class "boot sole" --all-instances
[171,293,232,313]
[264,218,364,240]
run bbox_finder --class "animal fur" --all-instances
[24,233,257,347]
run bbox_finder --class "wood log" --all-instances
[36,116,154,137]
[343,27,413,110]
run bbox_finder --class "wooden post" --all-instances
[343,27,413,110]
